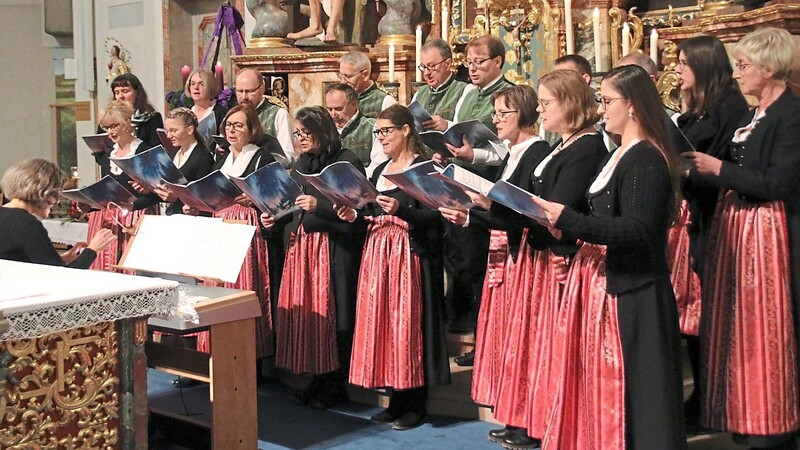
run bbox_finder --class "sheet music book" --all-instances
[61,175,138,211]
[419,120,505,159]
[110,145,187,191]
[118,214,256,283]
[430,163,496,196]
[164,171,241,213]
[156,128,179,152]
[297,161,380,210]
[82,133,114,155]
[229,162,302,218]
[485,179,547,221]
[212,134,230,150]
[664,113,696,153]
[407,100,434,132]
[382,160,474,210]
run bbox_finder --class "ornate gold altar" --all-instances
[0,261,178,449]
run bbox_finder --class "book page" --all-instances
[119,215,254,283]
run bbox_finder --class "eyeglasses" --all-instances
[372,126,403,137]
[292,130,312,140]
[234,84,262,95]
[165,126,188,136]
[597,97,626,108]
[734,61,753,71]
[418,59,450,72]
[536,99,557,110]
[337,71,364,80]
[224,121,246,131]
[491,110,518,121]
[462,57,494,69]
[102,123,123,132]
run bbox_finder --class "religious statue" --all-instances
[287,0,344,42]
[378,0,421,37]
[105,44,129,84]
[271,77,289,105]
[247,0,290,38]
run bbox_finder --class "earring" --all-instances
[628,111,633,118]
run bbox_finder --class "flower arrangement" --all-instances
[165,87,235,110]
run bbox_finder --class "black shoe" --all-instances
[488,427,513,443]
[502,434,541,449]
[370,408,397,423]
[309,379,348,410]
[392,410,426,430]
[455,351,475,367]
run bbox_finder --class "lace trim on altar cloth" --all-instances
[1,285,179,341]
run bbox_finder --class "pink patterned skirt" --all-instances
[471,229,514,407]
[543,244,626,450]
[701,191,800,435]
[349,215,423,390]
[197,204,273,357]
[493,235,566,430]
[667,200,702,336]
[276,225,338,374]
[86,206,158,272]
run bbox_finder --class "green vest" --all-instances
[358,83,390,119]
[455,77,515,133]
[340,112,376,166]
[413,75,469,121]
[453,77,515,178]
[256,97,284,138]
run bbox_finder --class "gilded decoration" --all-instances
[0,322,120,449]
[657,39,681,111]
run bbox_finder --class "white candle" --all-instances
[593,8,602,72]
[442,3,448,42]
[650,28,659,65]
[416,25,423,83]
[389,43,396,83]
[565,0,574,54]
[622,22,630,57]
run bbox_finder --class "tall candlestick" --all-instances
[416,25,423,83]
[181,65,191,86]
[214,61,224,89]
[622,22,630,57]
[565,0,574,54]
[388,44,396,83]
[593,8,602,72]
[442,3,448,42]
[650,28,659,65]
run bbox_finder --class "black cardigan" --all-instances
[0,207,97,268]
[359,156,443,255]
[556,141,672,294]
[165,140,215,215]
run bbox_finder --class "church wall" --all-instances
[0,3,56,173]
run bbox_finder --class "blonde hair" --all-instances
[185,68,220,99]
[1,158,66,209]
[98,100,135,132]
[734,27,798,81]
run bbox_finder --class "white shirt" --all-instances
[589,139,641,194]
[450,74,505,166]
[220,143,260,177]
[109,138,144,175]
[501,136,543,180]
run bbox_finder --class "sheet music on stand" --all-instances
[116,214,256,284]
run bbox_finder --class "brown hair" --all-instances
[603,65,681,222]
[377,104,428,158]
[1,158,66,209]
[466,35,506,66]
[222,105,264,143]
[538,70,600,133]
[491,85,539,129]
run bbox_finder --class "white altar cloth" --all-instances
[0,260,179,340]
[41,219,89,245]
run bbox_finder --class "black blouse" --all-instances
[0,207,97,268]
[556,141,672,294]
[165,140,215,215]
